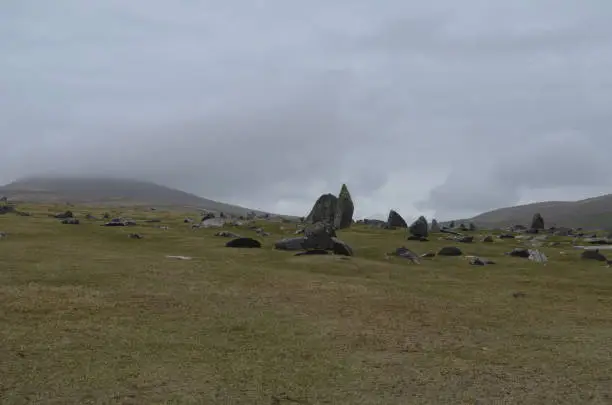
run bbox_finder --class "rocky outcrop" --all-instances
[306,194,338,225]
[334,184,354,229]
[387,210,408,228]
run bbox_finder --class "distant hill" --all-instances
[0,176,270,216]
[449,194,612,230]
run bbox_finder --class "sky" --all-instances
[2,0,612,221]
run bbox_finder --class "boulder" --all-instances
[303,222,336,250]
[507,248,530,258]
[331,237,353,256]
[200,218,225,228]
[531,213,545,230]
[430,219,441,233]
[61,218,80,225]
[387,210,408,228]
[438,246,462,256]
[482,235,494,243]
[581,250,606,261]
[409,216,429,238]
[333,184,354,229]
[295,249,329,256]
[226,237,262,248]
[392,247,420,263]
[456,236,474,243]
[215,231,241,238]
[54,210,73,219]
[274,237,306,251]
[306,194,338,225]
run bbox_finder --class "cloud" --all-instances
[2,0,612,220]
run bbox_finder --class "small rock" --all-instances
[482,235,494,243]
[215,231,241,238]
[128,233,143,239]
[61,218,80,225]
[226,237,262,248]
[438,246,463,256]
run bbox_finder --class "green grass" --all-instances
[1,204,611,404]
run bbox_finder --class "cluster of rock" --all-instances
[305,184,354,230]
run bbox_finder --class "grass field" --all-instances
[1,204,611,404]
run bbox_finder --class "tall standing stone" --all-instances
[531,213,545,230]
[387,210,408,228]
[334,184,354,229]
[430,219,441,233]
[409,216,429,238]
[306,194,338,225]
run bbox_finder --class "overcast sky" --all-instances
[2,1,612,221]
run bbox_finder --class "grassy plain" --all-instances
[1,204,611,404]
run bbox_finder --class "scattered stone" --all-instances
[184,218,193,223]
[61,218,80,225]
[295,249,329,256]
[145,219,161,223]
[85,214,98,220]
[499,234,515,239]
[581,249,607,261]
[104,218,136,227]
[15,211,31,217]
[226,237,262,248]
[215,231,241,238]
[200,217,225,228]
[0,231,7,239]
[482,235,494,243]
[54,210,73,219]
[456,236,474,243]
[409,216,429,238]
[306,193,338,225]
[333,184,354,229]
[392,247,420,263]
[387,210,408,228]
[438,246,463,256]
[528,249,548,263]
[512,291,526,298]
[421,252,436,258]
[128,233,143,239]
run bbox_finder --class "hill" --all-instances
[0,176,270,216]
[452,193,612,229]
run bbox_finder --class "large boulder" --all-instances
[438,246,462,256]
[430,219,441,233]
[226,237,262,248]
[581,249,607,261]
[387,210,408,228]
[303,222,336,250]
[333,184,354,229]
[531,213,545,230]
[306,194,338,225]
[332,237,353,256]
[409,216,429,238]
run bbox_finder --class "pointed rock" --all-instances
[409,216,429,238]
[334,184,354,229]
[387,210,408,228]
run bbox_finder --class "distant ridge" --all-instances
[0,176,270,215]
[449,193,612,229]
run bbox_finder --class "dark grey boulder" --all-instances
[507,248,530,258]
[438,246,463,256]
[531,213,545,230]
[306,193,338,225]
[333,184,354,229]
[226,237,262,248]
[331,237,353,256]
[61,218,80,225]
[303,222,336,250]
[407,235,428,241]
[581,249,607,261]
[274,237,306,251]
[387,210,408,228]
[409,216,429,238]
